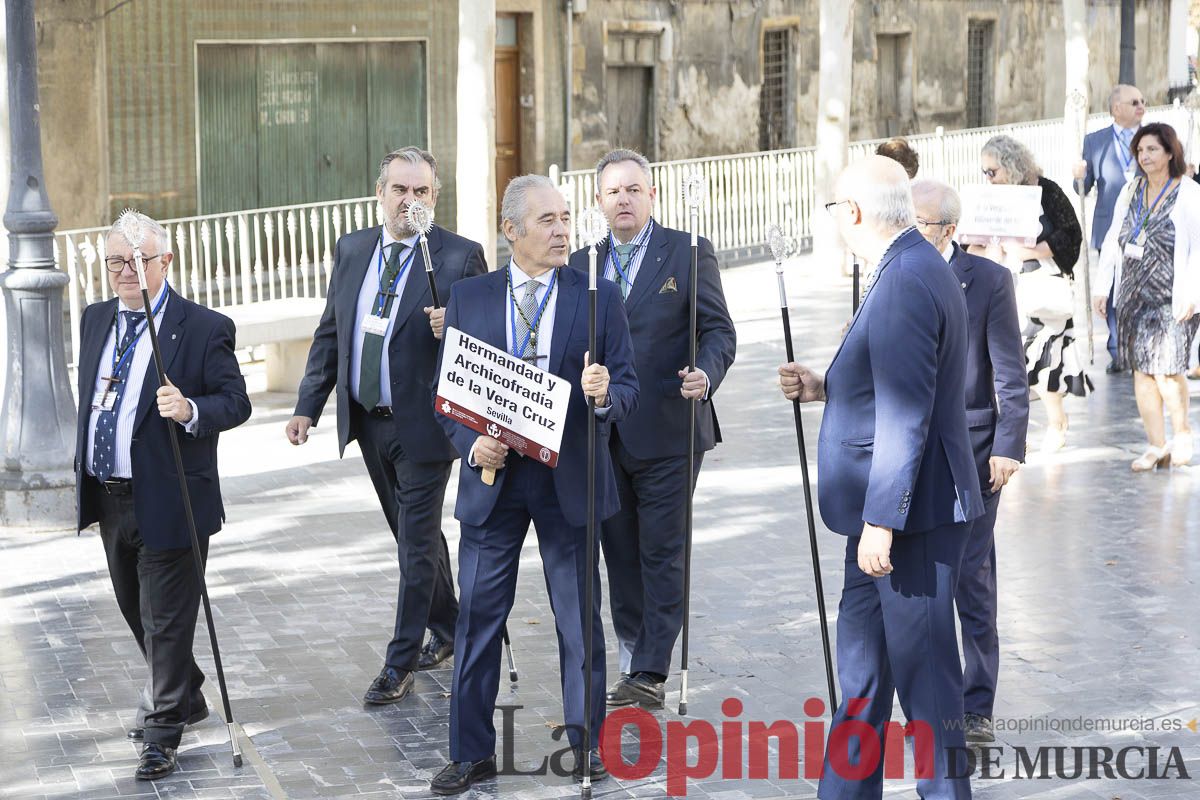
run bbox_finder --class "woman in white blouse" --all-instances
[1095,122,1200,471]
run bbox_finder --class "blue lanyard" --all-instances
[1112,128,1134,171]
[605,221,653,287]
[508,266,558,361]
[374,240,418,316]
[1129,178,1174,242]
[109,287,169,379]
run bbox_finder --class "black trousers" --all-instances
[96,482,208,749]
[355,407,458,671]
[601,429,703,677]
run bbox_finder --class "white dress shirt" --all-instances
[505,259,558,368]
[86,284,199,479]
[350,226,419,407]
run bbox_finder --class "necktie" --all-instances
[614,242,637,300]
[514,279,541,364]
[92,310,146,481]
[358,242,405,409]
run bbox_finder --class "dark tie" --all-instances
[513,280,541,364]
[358,243,405,409]
[92,310,145,481]
[614,243,637,300]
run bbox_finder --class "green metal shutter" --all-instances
[197,44,259,213]
[316,43,369,201]
[256,44,318,209]
[366,41,428,177]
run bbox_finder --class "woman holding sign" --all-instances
[1095,123,1200,471]
[974,135,1090,452]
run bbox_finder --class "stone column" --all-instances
[0,0,76,527]
[457,0,497,261]
[813,0,852,270]
[1167,0,1190,97]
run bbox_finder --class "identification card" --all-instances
[361,314,389,336]
[1124,243,1144,261]
[92,390,116,411]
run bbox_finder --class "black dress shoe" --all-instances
[363,667,414,705]
[572,748,609,783]
[609,672,666,709]
[127,704,210,741]
[605,673,634,706]
[417,633,454,670]
[429,756,497,795]
[135,743,177,780]
[964,712,995,743]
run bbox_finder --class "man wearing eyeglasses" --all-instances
[1074,84,1145,374]
[74,212,251,779]
[913,180,1029,747]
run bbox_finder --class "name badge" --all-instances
[361,314,389,336]
[1124,243,1144,261]
[92,390,116,412]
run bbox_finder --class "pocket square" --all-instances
[658,277,678,294]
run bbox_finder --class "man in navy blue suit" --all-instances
[1074,84,1144,372]
[288,148,486,704]
[779,157,983,799]
[914,180,1029,746]
[428,175,638,795]
[75,213,251,780]
[567,149,736,708]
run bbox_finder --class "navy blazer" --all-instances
[294,224,487,461]
[818,229,984,535]
[949,244,1030,493]
[567,224,736,459]
[75,290,252,550]
[433,266,639,528]
[1078,126,1134,249]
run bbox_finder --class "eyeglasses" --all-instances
[981,168,998,179]
[104,254,162,274]
[824,199,851,214]
[916,219,952,229]
[1122,99,1146,107]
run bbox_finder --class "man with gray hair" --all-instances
[1074,83,1145,373]
[74,212,251,779]
[288,147,486,705]
[913,179,1028,746]
[429,174,638,794]
[778,157,983,799]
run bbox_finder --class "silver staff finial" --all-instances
[406,200,435,236]
[1066,88,1088,112]
[682,172,706,210]
[767,224,787,263]
[578,206,609,247]
[116,208,147,248]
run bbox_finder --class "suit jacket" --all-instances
[434,266,639,528]
[567,224,736,459]
[949,243,1030,494]
[75,290,251,550]
[294,224,487,461]
[818,229,984,535]
[1078,126,1134,250]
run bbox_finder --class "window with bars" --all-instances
[759,27,795,151]
[966,20,994,128]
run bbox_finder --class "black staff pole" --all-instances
[117,210,243,767]
[852,258,861,314]
[678,174,705,716]
[408,200,518,680]
[577,207,608,798]
[768,225,838,714]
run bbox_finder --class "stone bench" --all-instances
[221,298,326,392]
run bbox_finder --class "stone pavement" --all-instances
[2,255,1198,799]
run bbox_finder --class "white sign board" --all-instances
[435,327,571,467]
[957,184,1044,246]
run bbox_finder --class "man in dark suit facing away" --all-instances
[428,175,639,795]
[914,179,1030,746]
[567,149,736,708]
[75,212,251,780]
[779,157,984,800]
[287,148,487,705]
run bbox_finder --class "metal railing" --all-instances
[553,103,1194,258]
[56,197,380,366]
